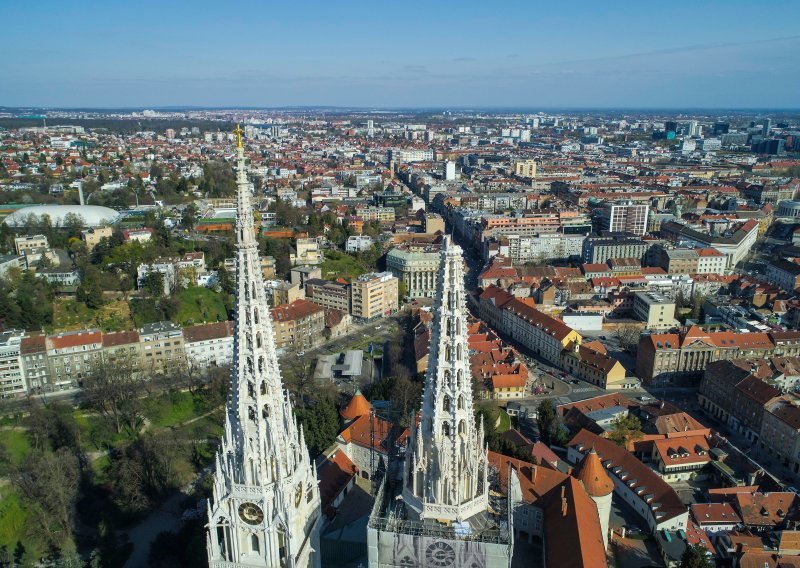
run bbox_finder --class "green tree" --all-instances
[679,544,713,568]
[536,399,559,445]
[295,393,340,457]
[76,268,105,309]
[608,414,643,448]
[181,203,199,230]
[141,271,165,297]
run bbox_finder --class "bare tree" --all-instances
[12,448,80,547]
[82,356,146,435]
[612,324,642,353]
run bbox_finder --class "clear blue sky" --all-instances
[2,0,800,108]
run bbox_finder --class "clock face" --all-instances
[425,541,456,567]
[238,502,264,525]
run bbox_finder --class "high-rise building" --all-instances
[443,160,456,180]
[207,126,321,568]
[763,117,772,137]
[368,237,512,567]
[598,201,650,236]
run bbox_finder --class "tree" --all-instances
[608,414,643,448]
[295,392,340,457]
[613,324,642,353]
[181,203,199,230]
[390,374,422,419]
[536,399,559,445]
[82,358,146,435]
[12,448,80,547]
[679,544,713,568]
[76,268,105,309]
[141,271,165,297]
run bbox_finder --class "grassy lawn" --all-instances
[176,287,228,326]
[319,250,366,281]
[0,429,31,465]
[53,297,133,332]
[497,409,511,433]
[130,297,161,327]
[0,487,47,562]
[143,391,208,430]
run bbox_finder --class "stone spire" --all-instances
[402,235,489,521]
[207,127,321,568]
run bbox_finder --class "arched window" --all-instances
[251,534,260,553]
[247,381,255,398]
[443,395,451,412]
[260,381,267,395]
[457,369,463,387]
[442,422,451,437]
[253,309,260,324]
[262,405,270,419]
[248,407,256,422]
[456,344,462,361]
[443,370,451,388]
[458,419,466,435]
[247,357,254,376]
[445,346,452,361]
[258,356,265,374]
[457,394,464,410]
[256,332,262,349]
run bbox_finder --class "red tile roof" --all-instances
[182,321,233,343]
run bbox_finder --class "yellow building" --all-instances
[81,226,113,252]
[512,159,537,179]
[351,272,399,322]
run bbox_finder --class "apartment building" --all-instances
[354,206,395,224]
[139,321,185,374]
[500,298,581,367]
[582,235,650,264]
[511,158,537,178]
[350,272,398,322]
[493,233,585,264]
[599,202,649,236]
[561,340,627,390]
[0,330,25,397]
[766,259,800,293]
[14,234,48,255]
[305,279,350,312]
[19,335,49,392]
[46,329,103,389]
[695,248,726,274]
[633,291,676,330]
[388,148,433,163]
[81,226,113,251]
[101,330,142,365]
[290,238,323,266]
[183,321,234,367]
[270,299,326,350]
[0,254,25,279]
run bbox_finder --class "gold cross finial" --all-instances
[234,123,244,149]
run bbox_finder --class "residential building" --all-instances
[386,242,441,299]
[599,201,650,236]
[501,298,582,366]
[388,148,433,162]
[183,321,234,367]
[80,226,113,251]
[289,265,322,287]
[423,213,445,234]
[690,503,741,533]
[14,234,48,255]
[656,247,699,275]
[139,321,185,374]
[0,254,25,279]
[561,340,628,390]
[0,330,25,397]
[270,298,326,349]
[695,248,727,274]
[511,158,537,178]
[495,233,586,263]
[633,291,676,330]
[660,219,759,269]
[19,335,50,392]
[137,259,177,295]
[267,280,304,307]
[582,234,649,264]
[350,272,398,322]
[345,235,373,253]
[101,330,141,365]
[46,329,103,389]
[290,237,323,265]
[305,279,350,312]
[766,259,800,293]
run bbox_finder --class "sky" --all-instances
[2,0,800,109]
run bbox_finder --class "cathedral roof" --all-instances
[340,389,372,421]
[575,447,614,497]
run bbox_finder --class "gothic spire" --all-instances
[402,235,489,522]
[207,126,321,568]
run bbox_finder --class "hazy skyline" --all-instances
[3,0,800,109]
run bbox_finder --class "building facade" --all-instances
[350,272,398,322]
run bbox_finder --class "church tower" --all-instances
[575,447,614,551]
[402,235,489,521]
[206,126,321,568]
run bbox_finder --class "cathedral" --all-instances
[206,126,321,567]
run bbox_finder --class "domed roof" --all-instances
[3,205,120,228]
[576,448,614,497]
[341,389,372,421]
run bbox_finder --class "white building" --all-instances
[345,235,374,253]
[0,330,26,397]
[183,321,234,368]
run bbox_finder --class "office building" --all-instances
[598,202,649,236]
